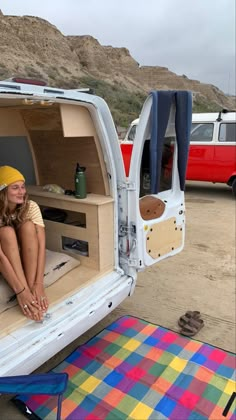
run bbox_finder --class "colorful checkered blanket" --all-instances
[15,316,236,419]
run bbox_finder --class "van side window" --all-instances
[190,123,214,142]
[127,125,137,141]
[140,136,174,197]
[219,123,236,142]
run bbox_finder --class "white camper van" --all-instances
[0,80,191,376]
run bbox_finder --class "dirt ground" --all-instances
[0,181,235,418]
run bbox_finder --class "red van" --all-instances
[120,110,236,196]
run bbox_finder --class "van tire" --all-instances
[232,178,236,197]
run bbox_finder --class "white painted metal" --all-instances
[0,271,133,376]
[127,94,186,270]
[0,81,188,376]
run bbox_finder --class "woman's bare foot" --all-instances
[31,283,49,312]
[16,288,43,321]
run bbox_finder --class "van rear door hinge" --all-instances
[128,258,139,267]
[118,182,136,191]
[119,223,136,237]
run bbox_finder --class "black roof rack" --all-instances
[216,109,235,122]
[76,88,95,95]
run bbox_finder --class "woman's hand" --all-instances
[16,288,43,321]
[31,282,49,312]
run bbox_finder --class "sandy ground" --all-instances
[0,181,235,418]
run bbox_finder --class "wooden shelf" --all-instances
[27,186,113,206]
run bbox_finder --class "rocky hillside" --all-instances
[0,12,235,126]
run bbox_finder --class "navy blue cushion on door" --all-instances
[149,90,192,194]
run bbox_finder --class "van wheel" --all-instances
[232,179,236,197]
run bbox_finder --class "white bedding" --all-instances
[0,249,80,314]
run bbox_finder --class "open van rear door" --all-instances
[121,90,192,271]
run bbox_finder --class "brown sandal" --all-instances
[180,318,204,337]
[178,311,201,328]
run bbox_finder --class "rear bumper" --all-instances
[0,271,133,376]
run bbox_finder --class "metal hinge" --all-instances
[117,181,136,191]
[119,223,136,237]
[128,258,139,266]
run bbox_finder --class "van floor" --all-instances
[0,265,112,338]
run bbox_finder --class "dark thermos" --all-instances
[75,163,87,199]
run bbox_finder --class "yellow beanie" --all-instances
[0,166,25,191]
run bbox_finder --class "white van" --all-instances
[123,118,139,142]
[0,80,191,376]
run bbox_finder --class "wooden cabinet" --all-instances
[27,186,114,271]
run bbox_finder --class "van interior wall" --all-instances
[29,131,105,193]
[0,108,37,183]
[20,106,107,195]
[0,105,114,269]
[0,105,115,333]
[0,105,109,196]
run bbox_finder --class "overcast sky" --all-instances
[1,0,235,95]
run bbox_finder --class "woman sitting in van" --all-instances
[0,166,48,321]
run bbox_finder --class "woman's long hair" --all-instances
[0,188,29,227]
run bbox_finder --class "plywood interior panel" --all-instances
[20,104,109,195]
[0,109,27,136]
[0,104,110,195]
[60,104,94,137]
[60,104,110,196]
[27,186,114,271]
[97,203,115,271]
[29,130,107,194]
[140,196,166,220]
[21,107,62,131]
[146,217,183,258]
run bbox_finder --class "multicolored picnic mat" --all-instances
[14,316,236,419]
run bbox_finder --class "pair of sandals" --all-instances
[178,310,204,336]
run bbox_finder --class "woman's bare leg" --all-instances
[17,221,48,311]
[0,227,42,320]
[17,221,38,289]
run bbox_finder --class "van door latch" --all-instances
[119,223,136,236]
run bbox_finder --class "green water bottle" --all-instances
[75,163,87,199]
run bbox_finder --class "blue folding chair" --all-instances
[0,372,68,420]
